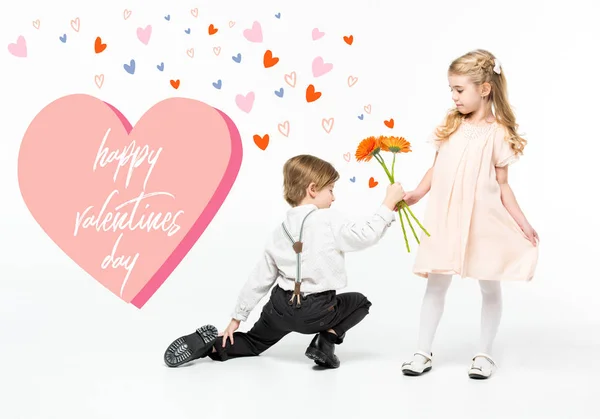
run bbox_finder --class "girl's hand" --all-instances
[401,190,423,207]
[521,222,539,247]
[220,319,240,347]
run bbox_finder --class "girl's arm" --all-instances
[496,165,539,246]
[404,152,438,205]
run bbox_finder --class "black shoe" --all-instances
[164,324,218,367]
[304,332,340,369]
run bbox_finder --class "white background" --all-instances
[1,0,599,418]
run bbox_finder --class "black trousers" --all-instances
[208,285,372,361]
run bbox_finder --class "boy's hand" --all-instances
[384,182,406,211]
[221,319,241,347]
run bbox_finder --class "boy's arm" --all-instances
[328,204,396,253]
[231,250,279,322]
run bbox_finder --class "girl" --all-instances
[400,49,539,379]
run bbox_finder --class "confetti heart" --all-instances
[208,24,218,35]
[369,177,378,188]
[343,35,353,45]
[123,59,136,75]
[364,104,371,114]
[232,53,242,63]
[59,34,67,43]
[157,62,164,71]
[229,21,235,28]
[94,37,107,54]
[170,79,180,89]
[212,79,222,89]
[343,152,351,162]
[187,48,194,58]
[263,50,279,68]
[274,88,284,98]
[312,56,333,77]
[312,28,325,40]
[243,21,263,43]
[278,121,290,137]
[123,9,132,20]
[191,8,198,17]
[384,118,394,128]
[70,17,80,32]
[321,117,334,133]
[18,94,243,307]
[275,13,281,19]
[213,46,221,56]
[137,25,152,45]
[306,84,321,103]
[253,134,269,150]
[347,75,358,87]
[8,36,27,57]
[358,114,364,120]
[94,74,104,89]
[350,176,356,183]
[32,19,40,29]
[235,92,255,113]
[185,28,191,34]
[164,15,171,21]
[284,71,297,87]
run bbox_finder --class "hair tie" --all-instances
[493,59,502,75]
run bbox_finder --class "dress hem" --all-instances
[413,269,534,282]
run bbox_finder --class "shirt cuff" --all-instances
[376,204,396,224]
[231,304,250,322]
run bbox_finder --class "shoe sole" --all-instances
[401,366,432,376]
[164,324,218,368]
[468,372,490,380]
[305,347,340,369]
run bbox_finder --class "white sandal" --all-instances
[468,353,497,379]
[401,351,433,376]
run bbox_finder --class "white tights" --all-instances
[417,273,502,355]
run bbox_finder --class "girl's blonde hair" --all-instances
[436,49,526,155]
[283,155,339,206]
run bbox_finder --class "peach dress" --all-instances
[412,120,538,281]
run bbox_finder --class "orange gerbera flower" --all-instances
[355,136,381,162]
[380,136,412,153]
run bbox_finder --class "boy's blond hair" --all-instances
[283,155,340,206]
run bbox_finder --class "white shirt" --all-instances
[231,204,396,321]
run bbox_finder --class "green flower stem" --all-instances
[391,153,396,180]
[397,207,410,253]
[401,202,420,244]
[404,204,430,237]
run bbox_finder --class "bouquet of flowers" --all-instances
[355,135,430,252]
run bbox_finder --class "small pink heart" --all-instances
[312,56,333,77]
[243,21,263,43]
[347,75,358,87]
[18,94,243,307]
[94,74,104,89]
[191,8,198,17]
[235,92,255,113]
[213,46,221,56]
[229,21,235,28]
[123,9,132,20]
[70,17,80,32]
[364,104,371,114]
[278,121,290,137]
[187,48,194,58]
[137,25,152,45]
[32,20,40,29]
[8,35,27,58]
[322,117,334,134]
[311,28,325,40]
[284,71,297,88]
[343,152,351,162]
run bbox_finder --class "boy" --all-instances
[164,154,405,368]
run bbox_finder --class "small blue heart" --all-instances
[123,59,136,75]
[274,88,284,98]
[232,53,242,63]
[59,34,67,43]
[164,15,171,21]
[185,28,191,34]
[350,177,356,183]
[157,62,164,71]
[212,79,222,89]
[358,114,364,120]
[275,13,281,19]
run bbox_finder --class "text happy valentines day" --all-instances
[73,128,185,297]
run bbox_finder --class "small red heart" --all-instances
[94,36,107,54]
[343,35,354,45]
[263,50,279,68]
[170,79,180,89]
[305,84,322,103]
[384,118,394,129]
[253,134,269,150]
[368,177,378,188]
[208,24,218,35]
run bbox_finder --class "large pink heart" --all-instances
[18,94,243,308]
